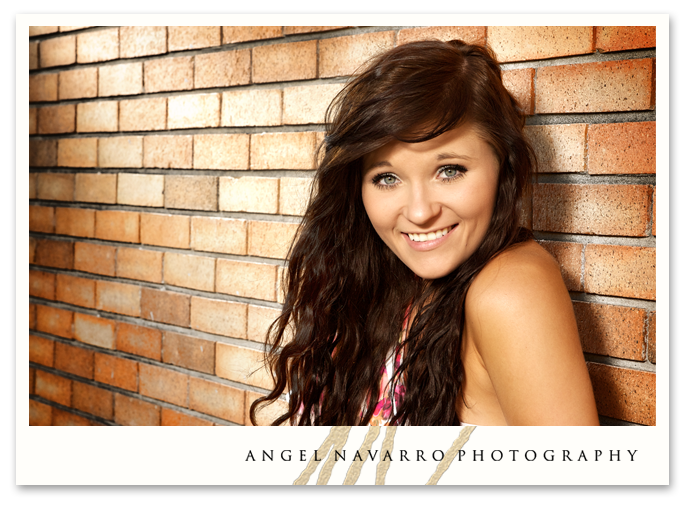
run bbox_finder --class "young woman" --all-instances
[250,40,599,426]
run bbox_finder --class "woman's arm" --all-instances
[465,241,600,426]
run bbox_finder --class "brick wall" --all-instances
[28,25,656,426]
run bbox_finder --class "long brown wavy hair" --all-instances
[250,40,535,426]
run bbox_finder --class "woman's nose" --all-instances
[403,185,441,225]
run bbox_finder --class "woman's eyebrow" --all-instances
[437,151,473,162]
[363,160,392,172]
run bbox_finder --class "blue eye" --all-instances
[372,173,399,188]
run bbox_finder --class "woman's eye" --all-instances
[382,175,398,185]
[372,173,399,188]
[438,165,466,180]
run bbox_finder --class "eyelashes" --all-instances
[370,164,467,190]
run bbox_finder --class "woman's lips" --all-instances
[402,224,458,251]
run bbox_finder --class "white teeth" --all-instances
[407,227,450,242]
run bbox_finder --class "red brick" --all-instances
[190,296,247,339]
[76,101,118,133]
[114,393,160,426]
[573,301,646,361]
[72,381,113,420]
[29,334,55,367]
[144,56,193,93]
[279,177,313,216]
[117,173,165,207]
[216,343,273,390]
[55,273,95,308]
[57,137,97,167]
[98,62,143,97]
[537,240,583,292]
[54,341,95,379]
[33,238,74,269]
[195,49,251,89]
[30,173,38,200]
[587,362,655,425]
[119,26,167,58]
[653,186,657,237]
[189,377,245,424]
[501,68,534,115]
[74,242,116,276]
[119,97,167,132]
[245,391,289,426]
[73,312,116,349]
[164,175,218,211]
[30,270,56,300]
[319,31,395,78]
[191,216,247,255]
[587,122,656,175]
[222,26,282,44]
[140,213,190,249]
[29,73,58,102]
[116,322,162,361]
[596,26,656,53]
[30,26,59,36]
[36,304,73,339]
[94,352,138,391]
[141,288,190,327]
[29,399,52,426]
[163,252,216,292]
[35,369,71,406]
[30,304,37,330]
[116,246,162,283]
[98,136,143,168]
[283,83,343,125]
[30,139,57,167]
[524,124,586,173]
[161,408,213,426]
[533,184,652,236]
[193,134,248,170]
[55,207,95,238]
[536,59,654,114]
[396,26,485,45]
[39,35,76,68]
[52,408,92,426]
[252,40,317,83]
[488,26,593,63]
[96,280,141,317]
[648,312,656,364]
[77,28,119,63]
[38,104,75,134]
[218,177,278,213]
[58,67,97,100]
[221,89,282,127]
[169,26,220,50]
[585,245,655,300]
[37,173,74,201]
[30,367,36,395]
[168,93,221,130]
[95,210,140,243]
[250,132,316,170]
[216,259,277,301]
[29,108,37,135]
[143,135,193,169]
[30,41,39,70]
[139,363,188,407]
[74,173,117,204]
[30,237,36,264]
[248,221,299,260]
[29,205,54,233]
[162,331,215,374]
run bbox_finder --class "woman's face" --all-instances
[362,124,500,280]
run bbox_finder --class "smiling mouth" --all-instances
[405,224,457,242]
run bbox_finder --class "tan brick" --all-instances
[161,408,213,426]
[533,184,652,236]
[596,26,656,53]
[168,93,220,129]
[501,68,534,115]
[139,363,188,407]
[119,97,167,132]
[144,56,193,93]
[221,89,281,127]
[250,132,316,170]
[284,26,345,35]
[73,312,116,349]
[140,213,190,249]
[77,28,119,63]
[248,221,299,259]
[216,259,277,301]
[190,296,247,339]
[396,26,486,45]
[95,210,140,243]
[74,242,116,276]
[30,41,39,70]
[94,352,138,391]
[277,265,287,305]
[29,205,54,233]
[191,216,247,255]
[536,59,654,114]
[30,26,59,36]
[163,252,216,292]
[59,26,91,33]
[76,101,118,133]
[162,331,215,374]
[194,49,251,89]
[216,343,273,390]
[488,26,593,63]
[72,381,114,419]
[29,73,58,102]
[164,175,218,211]
[30,139,57,167]
[36,304,73,339]
[39,35,76,68]
[537,240,583,292]
[58,67,97,100]
[55,273,95,308]
[587,363,655,425]
[98,136,143,168]
[75,173,117,204]
[119,26,167,58]
[57,138,97,167]
[525,124,586,173]
[52,408,93,426]
[38,104,75,134]
[29,333,55,366]
[116,246,162,283]
[193,134,249,170]
[219,177,278,213]
[143,135,193,169]
[319,31,395,78]
[168,26,220,51]
[98,62,143,97]
[114,393,160,426]
[96,280,141,317]
[279,177,313,216]
[117,173,165,207]
[29,399,52,425]
[35,369,71,406]
[222,26,282,44]
[29,108,37,135]
[141,288,190,327]
[252,40,317,83]
[283,83,343,125]
[247,304,281,344]
[574,301,646,361]
[54,207,95,237]
[585,245,655,300]
[30,270,56,300]
[54,341,94,379]
[588,122,656,175]
[189,377,245,424]
[245,390,289,426]
[33,238,74,269]
[116,322,162,361]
